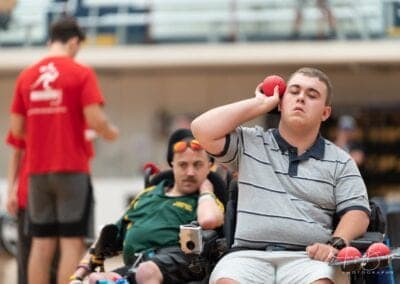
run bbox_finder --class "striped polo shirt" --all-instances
[214,126,370,250]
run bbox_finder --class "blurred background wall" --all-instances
[1,0,400,199]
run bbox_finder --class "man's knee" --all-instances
[312,279,334,284]
[88,272,105,284]
[215,278,239,284]
[59,237,86,255]
[30,237,57,259]
[135,261,163,283]
[88,272,121,284]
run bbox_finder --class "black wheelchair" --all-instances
[0,212,18,256]
[89,167,393,284]
[86,165,229,283]
[182,180,393,284]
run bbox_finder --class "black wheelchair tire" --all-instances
[0,213,18,256]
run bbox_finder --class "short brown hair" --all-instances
[290,67,333,105]
[49,16,86,43]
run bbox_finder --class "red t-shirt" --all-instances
[5,131,95,209]
[6,132,28,209]
[11,56,104,174]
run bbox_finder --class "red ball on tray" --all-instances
[336,246,362,262]
[365,243,390,257]
[261,75,286,97]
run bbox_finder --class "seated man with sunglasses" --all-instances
[69,128,224,284]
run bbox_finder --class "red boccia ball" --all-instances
[336,246,362,262]
[262,75,286,97]
[366,243,390,257]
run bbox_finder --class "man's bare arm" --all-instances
[307,210,370,262]
[10,113,25,139]
[197,179,224,230]
[84,104,119,141]
[191,85,280,155]
[6,148,23,216]
[333,210,370,243]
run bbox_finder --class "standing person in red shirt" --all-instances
[9,16,119,284]
[5,129,97,284]
[5,132,30,284]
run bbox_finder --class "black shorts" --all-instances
[116,247,207,284]
[28,173,93,237]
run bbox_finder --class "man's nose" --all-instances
[297,91,305,102]
[186,166,196,176]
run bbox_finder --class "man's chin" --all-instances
[181,184,198,194]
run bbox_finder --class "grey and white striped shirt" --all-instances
[214,126,370,250]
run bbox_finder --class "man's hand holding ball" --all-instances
[261,75,286,97]
[255,75,286,112]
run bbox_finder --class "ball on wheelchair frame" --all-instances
[365,242,390,257]
[336,246,362,262]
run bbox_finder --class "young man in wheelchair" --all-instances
[192,67,371,284]
[69,129,224,283]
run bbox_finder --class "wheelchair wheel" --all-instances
[0,213,18,256]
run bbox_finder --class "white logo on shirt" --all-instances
[30,62,62,106]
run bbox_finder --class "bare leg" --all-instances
[135,261,163,284]
[58,237,86,284]
[88,272,122,284]
[292,9,303,37]
[317,0,337,37]
[28,237,57,284]
[215,278,240,284]
[291,0,305,39]
[312,279,334,284]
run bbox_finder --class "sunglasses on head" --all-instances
[173,139,203,153]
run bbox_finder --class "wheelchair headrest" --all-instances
[148,170,174,188]
[367,200,386,234]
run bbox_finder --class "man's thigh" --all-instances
[276,255,349,284]
[150,247,205,284]
[209,250,275,284]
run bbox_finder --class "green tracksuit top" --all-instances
[115,180,198,265]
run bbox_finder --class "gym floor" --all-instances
[0,251,122,284]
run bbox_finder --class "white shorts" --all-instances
[210,250,349,284]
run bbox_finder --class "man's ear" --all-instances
[321,105,331,122]
[67,36,79,45]
[68,36,81,51]
[208,161,214,171]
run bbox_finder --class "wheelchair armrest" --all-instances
[200,229,219,255]
[350,231,384,251]
[201,229,218,243]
